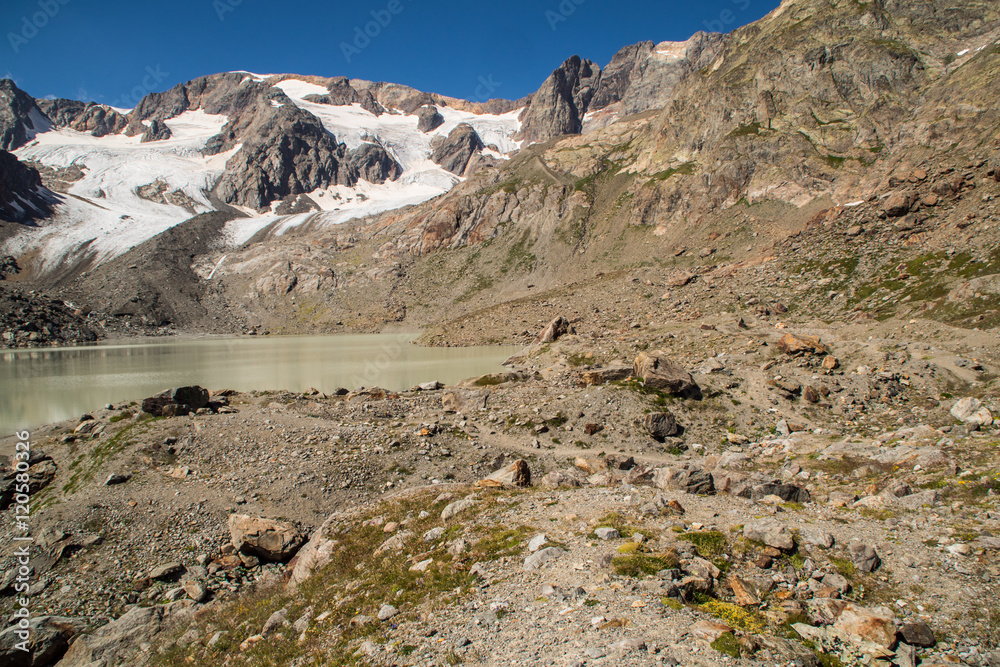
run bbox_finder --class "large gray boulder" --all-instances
[54,602,194,667]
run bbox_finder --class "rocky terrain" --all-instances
[1,0,999,664]
[1,311,999,666]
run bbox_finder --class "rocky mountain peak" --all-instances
[0,149,56,222]
[516,55,601,145]
[0,79,49,151]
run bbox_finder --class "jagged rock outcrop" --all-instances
[300,76,384,116]
[416,105,445,132]
[598,33,725,116]
[212,90,356,209]
[0,79,48,151]
[346,142,403,183]
[517,56,601,144]
[431,123,485,175]
[0,149,56,222]
[141,119,172,142]
[589,41,656,109]
[35,98,127,137]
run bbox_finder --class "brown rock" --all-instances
[882,192,912,217]
[633,351,699,397]
[821,355,839,370]
[833,603,898,649]
[584,423,604,435]
[228,515,305,562]
[920,193,939,207]
[665,270,696,287]
[574,457,607,474]
[728,575,760,606]
[536,315,575,343]
[777,333,828,356]
[477,459,531,488]
[691,620,734,642]
[578,366,631,386]
[802,385,820,403]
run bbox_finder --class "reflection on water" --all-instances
[0,334,519,432]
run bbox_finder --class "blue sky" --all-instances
[2,0,778,105]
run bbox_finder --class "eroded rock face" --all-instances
[300,76,384,116]
[347,143,403,184]
[55,601,195,667]
[36,99,128,137]
[590,33,725,115]
[517,56,600,145]
[431,124,485,175]
[0,615,87,667]
[0,150,56,222]
[0,79,48,151]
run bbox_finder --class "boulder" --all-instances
[799,527,835,549]
[849,543,881,573]
[743,521,795,551]
[737,481,811,504]
[833,603,898,648]
[578,366,631,386]
[477,459,531,488]
[141,386,209,416]
[536,315,575,343]
[55,601,194,667]
[0,616,87,667]
[539,470,584,489]
[776,333,828,356]
[882,192,912,217]
[523,546,564,572]
[643,411,681,440]
[653,466,715,495]
[441,497,477,521]
[899,621,935,647]
[632,351,700,397]
[228,515,305,562]
[950,397,992,426]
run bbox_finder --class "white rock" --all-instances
[528,534,548,552]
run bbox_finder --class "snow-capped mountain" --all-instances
[1,72,524,273]
[0,33,726,279]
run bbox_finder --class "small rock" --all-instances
[523,547,564,572]
[104,473,131,486]
[900,621,935,647]
[528,534,548,552]
[377,604,398,621]
[594,527,620,541]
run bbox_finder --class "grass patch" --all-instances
[149,490,529,666]
[611,552,680,577]
[710,632,742,658]
[702,599,766,634]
